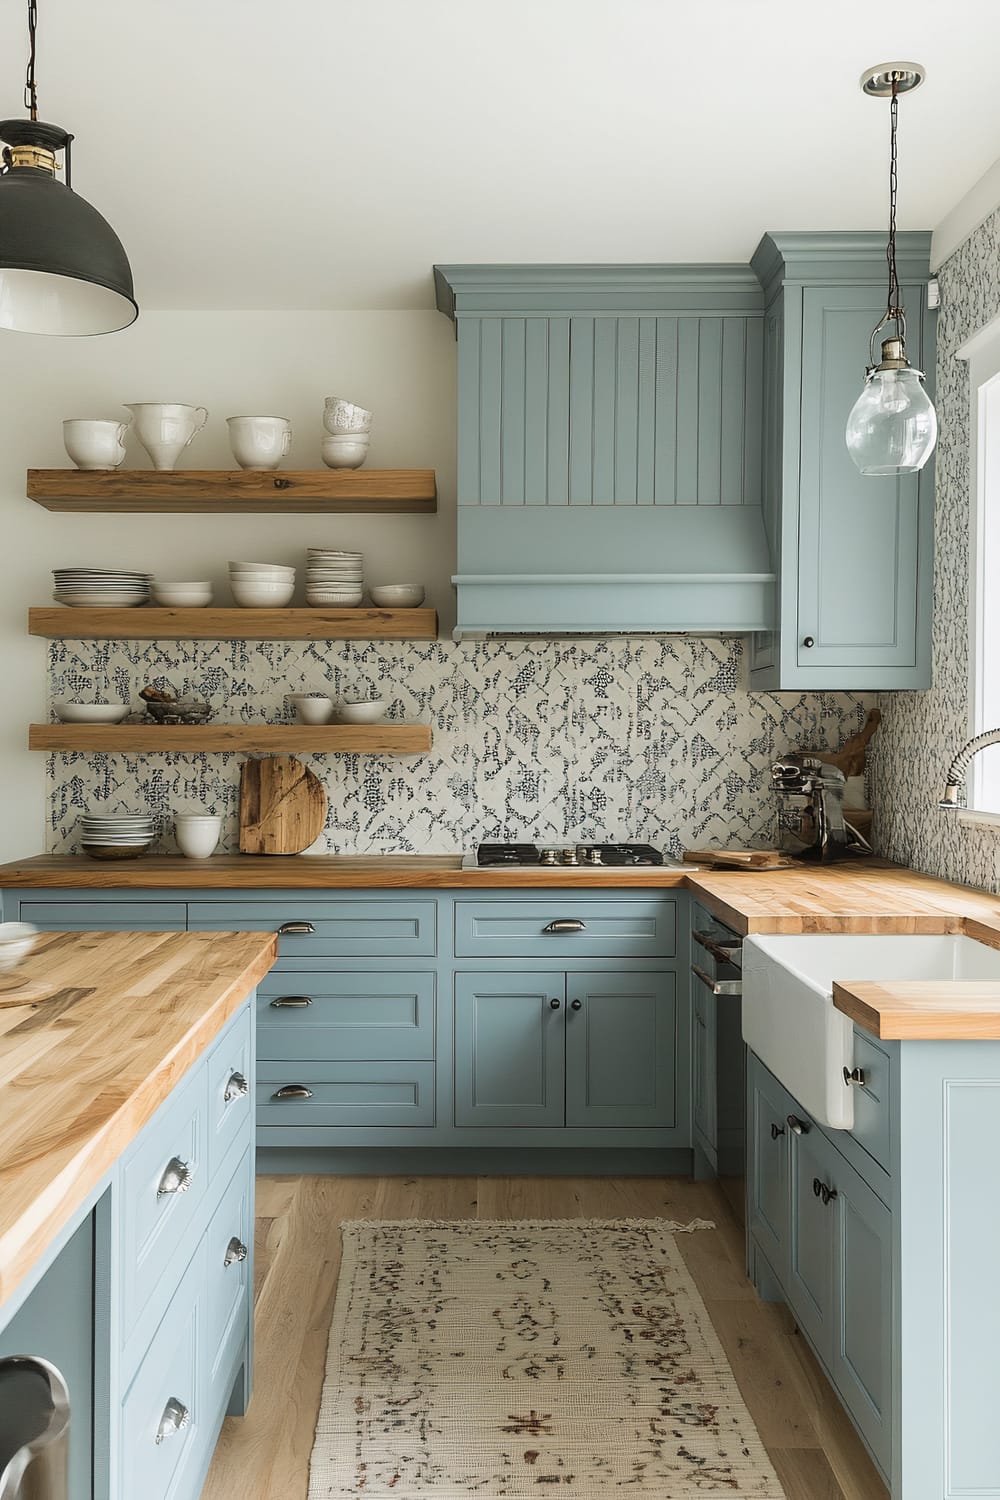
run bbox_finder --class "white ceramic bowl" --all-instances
[151,582,213,607]
[0,921,39,973]
[54,701,130,724]
[321,435,369,470]
[323,396,373,434]
[174,815,221,859]
[369,585,425,608]
[338,699,386,723]
[295,695,335,724]
[228,561,295,575]
[231,581,296,608]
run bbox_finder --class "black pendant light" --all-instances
[0,0,137,335]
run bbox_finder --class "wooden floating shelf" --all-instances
[28,607,438,641]
[29,723,433,754]
[26,468,437,514]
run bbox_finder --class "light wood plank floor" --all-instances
[202,1175,888,1500]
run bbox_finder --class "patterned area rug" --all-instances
[308,1218,786,1497]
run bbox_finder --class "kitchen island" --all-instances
[0,927,276,1500]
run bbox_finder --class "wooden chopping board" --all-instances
[239,755,327,855]
[683,847,798,870]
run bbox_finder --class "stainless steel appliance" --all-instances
[468,842,686,870]
[691,919,743,999]
[771,757,872,863]
[0,1357,69,1500]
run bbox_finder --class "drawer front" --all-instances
[120,1069,207,1341]
[455,899,676,959]
[257,971,435,1061]
[188,899,436,957]
[848,1030,892,1172]
[202,1151,253,1387]
[16,900,186,931]
[257,1060,435,1127]
[120,1241,205,1500]
[206,1007,253,1180]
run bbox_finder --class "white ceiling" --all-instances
[5,0,1000,310]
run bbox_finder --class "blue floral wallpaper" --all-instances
[872,204,1000,889]
[47,635,871,855]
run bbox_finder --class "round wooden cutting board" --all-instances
[238,755,328,855]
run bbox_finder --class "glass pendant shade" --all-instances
[845,365,937,476]
[0,119,137,335]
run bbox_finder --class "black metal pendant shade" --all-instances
[0,118,137,335]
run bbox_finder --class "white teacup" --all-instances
[125,402,209,471]
[63,417,130,470]
[227,415,292,470]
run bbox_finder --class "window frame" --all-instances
[963,315,1000,822]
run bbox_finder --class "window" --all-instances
[966,317,1000,816]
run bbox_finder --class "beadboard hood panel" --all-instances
[435,265,774,637]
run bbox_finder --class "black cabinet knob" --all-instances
[570,998,583,1010]
[802,636,815,648]
[770,1122,785,1140]
[549,997,561,1009]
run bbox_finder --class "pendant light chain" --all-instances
[24,0,38,120]
[886,74,901,325]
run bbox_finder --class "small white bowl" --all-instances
[152,582,213,607]
[321,434,369,470]
[0,921,38,973]
[231,581,296,608]
[228,561,295,576]
[296,695,335,724]
[54,701,130,724]
[369,585,425,608]
[175,816,221,859]
[338,699,386,723]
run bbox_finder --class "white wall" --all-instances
[0,309,457,861]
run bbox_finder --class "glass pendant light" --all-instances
[0,0,137,335]
[845,63,936,477]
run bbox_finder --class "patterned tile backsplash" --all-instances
[872,203,1000,890]
[47,635,871,856]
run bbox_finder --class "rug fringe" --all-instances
[341,1217,716,1232]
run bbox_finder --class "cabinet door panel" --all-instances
[832,1163,892,1475]
[797,284,925,669]
[747,1055,791,1279]
[454,973,565,1128]
[692,983,715,1149]
[787,1118,835,1358]
[565,972,676,1128]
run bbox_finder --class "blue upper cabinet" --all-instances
[749,232,935,689]
[434,265,775,637]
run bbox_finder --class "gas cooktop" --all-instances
[466,842,685,870]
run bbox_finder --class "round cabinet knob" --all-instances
[549,998,561,1009]
[802,636,815,648]
[570,999,583,1011]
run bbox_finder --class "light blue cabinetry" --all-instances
[3,886,691,1171]
[0,998,256,1500]
[750,232,935,689]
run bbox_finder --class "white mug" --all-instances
[125,402,209,471]
[227,415,293,470]
[63,417,130,470]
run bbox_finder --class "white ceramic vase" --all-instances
[227,415,292,470]
[63,417,130,470]
[125,402,209,471]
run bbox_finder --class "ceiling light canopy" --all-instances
[0,0,137,335]
[845,62,936,477]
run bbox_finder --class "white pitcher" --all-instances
[63,417,130,470]
[125,402,209,471]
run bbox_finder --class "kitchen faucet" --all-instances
[939,727,1000,807]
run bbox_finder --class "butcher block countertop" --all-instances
[4,854,1000,1040]
[0,928,277,1308]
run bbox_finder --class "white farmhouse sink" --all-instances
[742,933,1000,1129]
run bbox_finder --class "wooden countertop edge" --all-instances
[0,931,277,1308]
[833,978,1000,1040]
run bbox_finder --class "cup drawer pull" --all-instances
[155,1397,190,1444]
[223,1070,248,1102]
[543,919,587,934]
[156,1157,193,1198]
[269,995,313,1008]
[277,921,315,935]
[224,1236,248,1267]
[271,1084,313,1100]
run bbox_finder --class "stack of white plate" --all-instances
[53,568,151,608]
[80,813,156,861]
[228,561,296,608]
[305,549,364,607]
